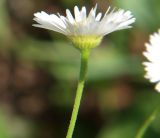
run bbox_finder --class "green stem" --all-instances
[135,106,160,138]
[66,49,90,138]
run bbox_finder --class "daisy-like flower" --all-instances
[33,4,135,50]
[143,30,160,92]
[33,5,135,138]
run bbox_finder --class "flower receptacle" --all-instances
[69,35,103,50]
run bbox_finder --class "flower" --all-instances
[33,4,135,50]
[143,30,160,92]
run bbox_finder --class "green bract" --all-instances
[69,36,102,50]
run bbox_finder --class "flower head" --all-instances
[143,30,160,92]
[33,4,135,50]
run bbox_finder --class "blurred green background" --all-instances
[0,0,160,138]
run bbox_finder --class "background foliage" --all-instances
[0,0,160,138]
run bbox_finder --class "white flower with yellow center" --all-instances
[143,30,160,92]
[33,4,135,50]
[33,5,136,138]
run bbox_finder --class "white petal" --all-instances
[93,4,98,14]
[96,8,135,35]
[87,4,97,20]
[33,5,135,36]
[80,6,87,20]
[33,24,66,34]
[143,30,160,93]
[96,13,102,21]
[117,18,136,29]
[104,6,111,16]
[33,12,67,34]
[74,6,81,22]
[155,82,160,92]
[66,9,75,24]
